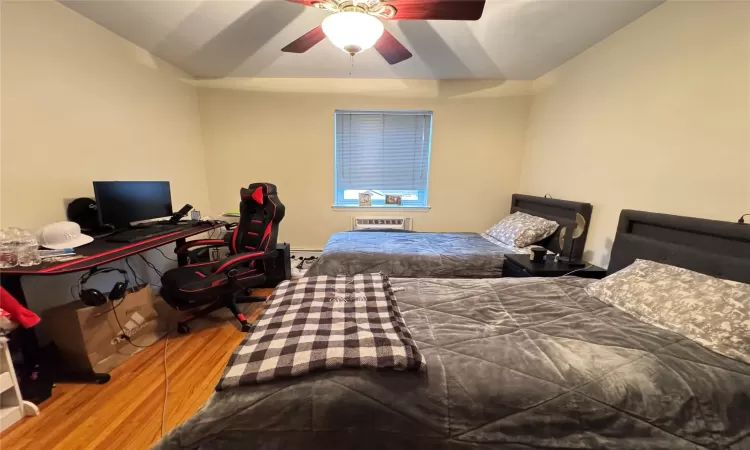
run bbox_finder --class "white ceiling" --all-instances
[61,0,662,80]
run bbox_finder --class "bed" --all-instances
[305,194,594,278]
[157,209,750,450]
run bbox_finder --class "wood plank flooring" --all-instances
[0,289,272,450]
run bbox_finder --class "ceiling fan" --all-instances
[281,0,487,65]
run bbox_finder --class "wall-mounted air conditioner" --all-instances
[351,217,412,231]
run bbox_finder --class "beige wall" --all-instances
[1,1,210,229]
[0,1,212,311]
[520,0,750,267]
[197,80,533,249]
[5,0,745,269]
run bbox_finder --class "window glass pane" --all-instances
[334,111,432,207]
[343,190,419,201]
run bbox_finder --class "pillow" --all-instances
[485,212,559,248]
[585,259,750,364]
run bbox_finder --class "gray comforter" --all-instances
[157,277,750,450]
[305,232,516,278]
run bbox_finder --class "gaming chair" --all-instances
[160,183,285,333]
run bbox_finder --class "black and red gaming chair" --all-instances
[160,183,285,333]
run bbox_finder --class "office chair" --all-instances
[160,183,285,333]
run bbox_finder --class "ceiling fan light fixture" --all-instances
[322,11,384,55]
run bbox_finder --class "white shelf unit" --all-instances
[0,336,39,432]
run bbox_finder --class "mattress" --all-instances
[305,231,525,278]
[156,277,750,449]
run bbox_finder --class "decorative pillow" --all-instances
[485,212,559,248]
[585,259,750,364]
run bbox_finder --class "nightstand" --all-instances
[503,254,607,279]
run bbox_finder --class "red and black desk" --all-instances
[0,223,225,402]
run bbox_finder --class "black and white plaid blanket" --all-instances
[218,273,425,389]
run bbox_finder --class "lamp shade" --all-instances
[322,12,384,55]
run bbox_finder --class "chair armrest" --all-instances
[175,239,228,255]
[214,250,278,274]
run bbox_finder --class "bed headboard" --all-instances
[509,194,593,260]
[609,210,750,284]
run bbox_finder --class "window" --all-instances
[334,110,433,208]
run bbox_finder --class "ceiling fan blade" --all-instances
[283,0,319,7]
[387,0,486,21]
[374,30,412,65]
[281,25,326,53]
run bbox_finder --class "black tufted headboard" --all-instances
[608,210,750,284]
[510,194,593,260]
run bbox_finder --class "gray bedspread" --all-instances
[157,277,750,450]
[305,232,516,278]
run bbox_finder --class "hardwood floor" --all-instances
[0,290,272,450]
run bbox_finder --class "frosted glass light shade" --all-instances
[322,12,384,55]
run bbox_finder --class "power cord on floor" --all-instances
[73,260,172,437]
[111,306,168,348]
[162,331,169,438]
[112,264,168,347]
[107,300,171,435]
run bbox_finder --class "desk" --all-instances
[0,223,225,403]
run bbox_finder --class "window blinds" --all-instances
[335,111,432,191]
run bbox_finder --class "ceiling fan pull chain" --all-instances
[350,53,355,76]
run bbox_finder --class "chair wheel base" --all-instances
[177,323,191,334]
[241,324,252,333]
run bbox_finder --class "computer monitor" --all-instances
[93,181,173,228]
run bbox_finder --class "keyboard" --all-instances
[107,224,183,243]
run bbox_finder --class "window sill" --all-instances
[332,205,431,211]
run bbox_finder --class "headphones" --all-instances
[78,267,130,307]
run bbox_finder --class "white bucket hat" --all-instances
[38,221,94,249]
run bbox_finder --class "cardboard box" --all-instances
[152,294,181,324]
[41,285,167,373]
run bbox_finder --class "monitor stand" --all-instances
[84,225,116,239]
